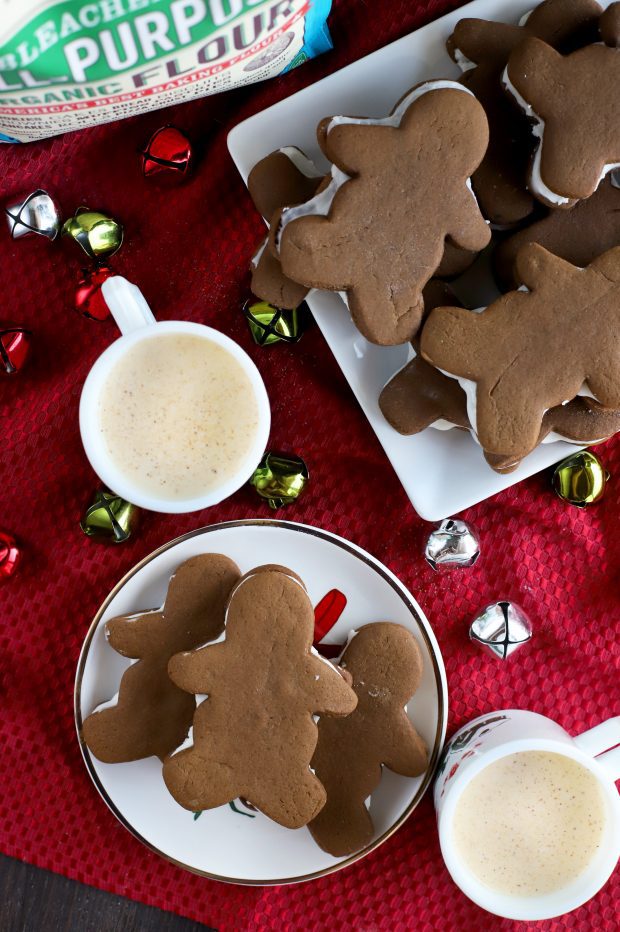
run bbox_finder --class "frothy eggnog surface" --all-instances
[452,751,606,897]
[99,333,259,501]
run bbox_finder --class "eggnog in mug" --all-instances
[79,278,271,513]
[452,750,606,897]
[99,332,259,502]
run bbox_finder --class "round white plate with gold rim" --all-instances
[75,520,447,885]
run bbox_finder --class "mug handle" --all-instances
[574,716,620,781]
[101,275,156,334]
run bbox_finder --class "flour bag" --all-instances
[0,0,332,142]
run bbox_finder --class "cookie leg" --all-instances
[248,768,327,829]
[309,794,374,857]
[82,707,145,763]
[348,285,425,346]
[162,748,240,812]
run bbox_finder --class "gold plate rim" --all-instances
[74,518,448,886]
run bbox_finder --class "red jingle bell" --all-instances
[0,327,31,374]
[0,532,21,580]
[75,266,113,320]
[140,125,193,179]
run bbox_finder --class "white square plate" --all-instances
[228,0,584,521]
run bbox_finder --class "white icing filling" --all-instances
[251,238,267,268]
[326,80,472,133]
[518,9,532,25]
[310,645,341,672]
[502,68,620,205]
[452,48,476,72]
[92,690,120,713]
[170,726,194,757]
[278,146,324,179]
[275,81,475,250]
[275,168,349,248]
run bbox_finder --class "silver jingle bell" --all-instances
[469,601,532,659]
[5,189,60,240]
[425,518,480,571]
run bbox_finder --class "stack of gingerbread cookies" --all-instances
[246,0,620,473]
[82,555,429,857]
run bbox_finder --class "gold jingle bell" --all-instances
[80,490,139,543]
[243,300,303,346]
[62,207,123,258]
[250,452,309,509]
[552,451,609,507]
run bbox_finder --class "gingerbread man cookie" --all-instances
[162,566,357,829]
[421,244,620,458]
[382,279,620,463]
[271,82,490,345]
[81,554,240,763]
[447,0,601,225]
[504,38,620,205]
[308,623,428,857]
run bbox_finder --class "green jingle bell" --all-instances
[250,452,309,509]
[80,490,139,543]
[62,208,123,258]
[243,300,303,346]
[552,451,609,507]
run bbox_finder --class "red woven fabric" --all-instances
[0,1,618,929]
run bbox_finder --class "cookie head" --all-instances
[342,623,424,706]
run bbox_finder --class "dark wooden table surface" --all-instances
[0,854,215,931]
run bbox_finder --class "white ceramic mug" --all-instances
[79,276,270,513]
[434,709,620,921]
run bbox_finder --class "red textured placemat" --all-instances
[0,1,618,929]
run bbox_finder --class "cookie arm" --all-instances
[420,305,483,378]
[167,643,226,696]
[251,236,309,309]
[279,213,353,290]
[513,242,563,292]
[305,655,358,715]
[506,38,561,116]
[105,611,162,659]
[447,19,523,66]
[447,188,491,253]
[382,712,429,777]
[324,123,397,176]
